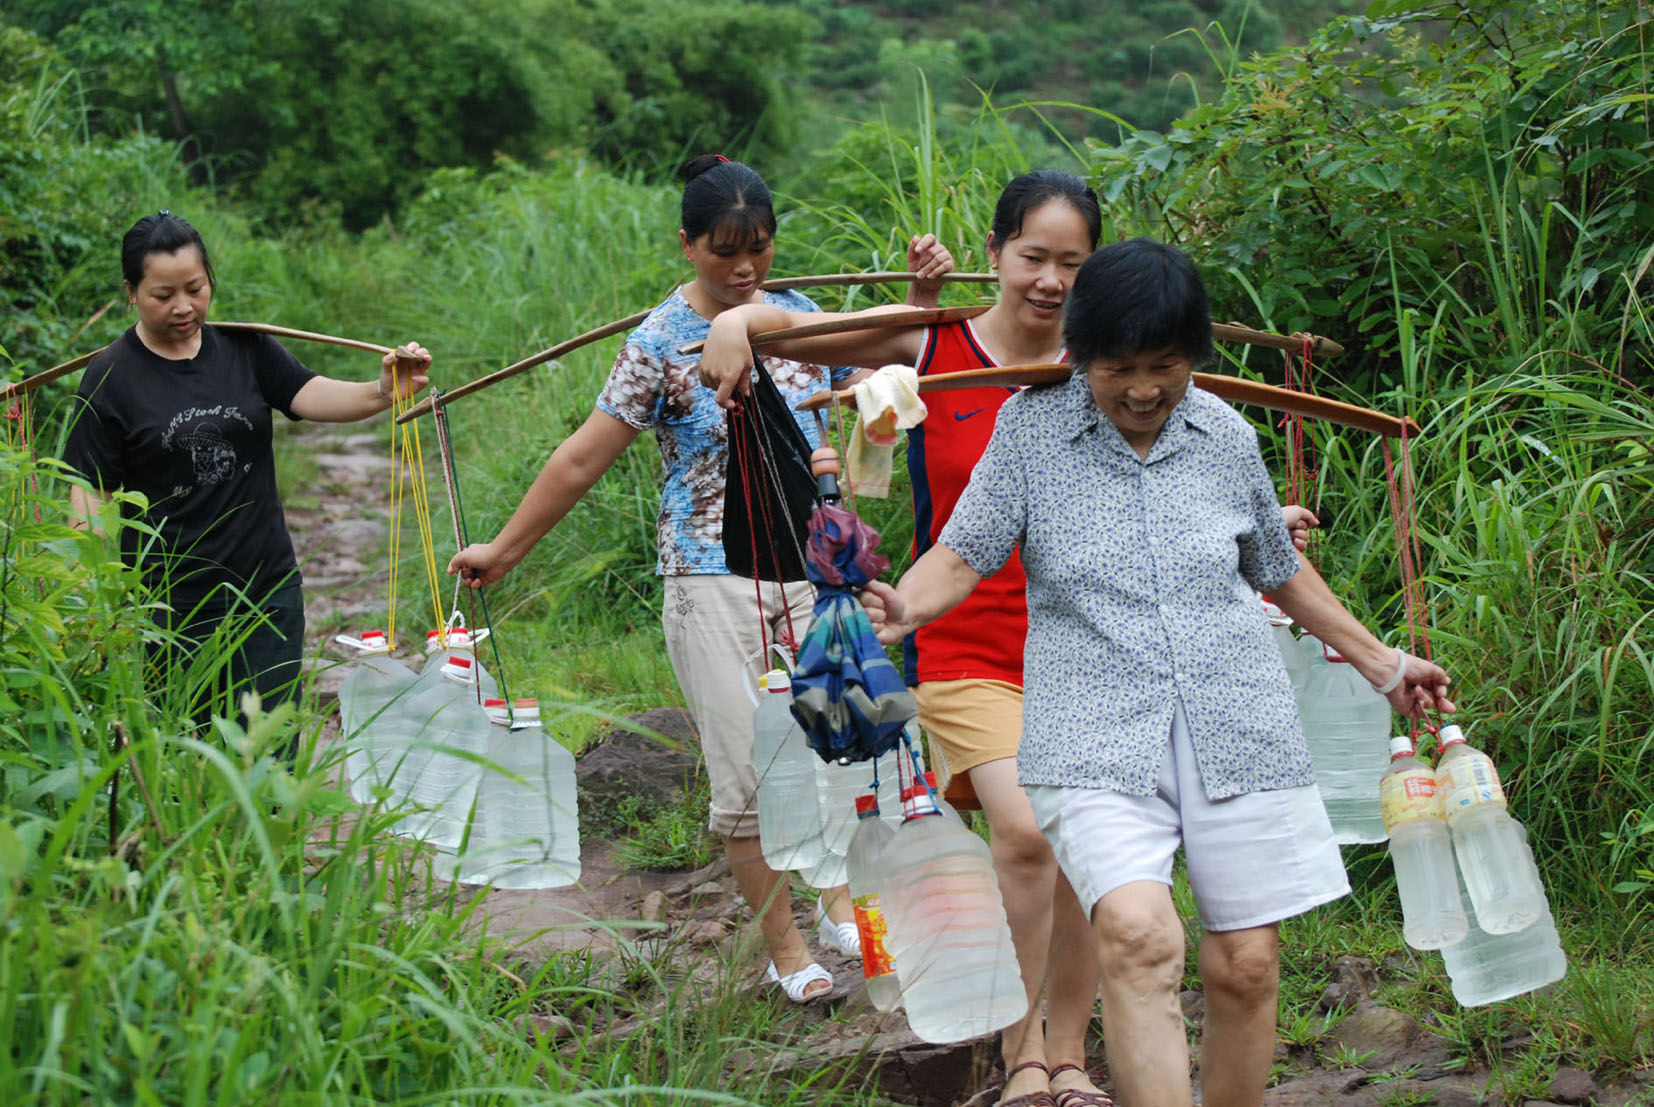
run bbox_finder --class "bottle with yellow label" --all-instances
[847,793,899,1011]
[1436,724,1548,934]
[1381,736,1467,950]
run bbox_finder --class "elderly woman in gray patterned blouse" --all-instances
[862,238,1454,1107]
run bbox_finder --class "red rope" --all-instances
[728,399,771,663]
[1276,335,1320,566]
[5,393,42,524]
[1383,428,1437,737]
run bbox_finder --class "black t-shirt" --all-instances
[62,325,318,606]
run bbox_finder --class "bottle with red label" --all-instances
[1436,724,1549,935]
[846,793,899,1011]
[1380,736,1467,950]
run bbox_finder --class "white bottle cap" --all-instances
[510,698,542,730]
[1260,600,1292,627]
[335,629,391,656]
[483,698,510,727]
[1388,736,1415,759]
[1438,723,1465,747]
[765,668,791,694]
[428,626,475,653]
[442,654,476,684]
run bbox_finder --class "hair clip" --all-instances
[159,208,171,217]
[714,154,730,163]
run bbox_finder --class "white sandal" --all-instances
[765,960,833,1002]
[814,900,862,956]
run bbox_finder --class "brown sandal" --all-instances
[1048,1063,1115,1107]
[997,1060,1057,1107]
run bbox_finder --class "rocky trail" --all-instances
[279,418,1644,1107]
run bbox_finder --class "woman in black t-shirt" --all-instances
[63,211,431,726]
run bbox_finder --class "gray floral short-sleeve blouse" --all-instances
[938,372,1314,800]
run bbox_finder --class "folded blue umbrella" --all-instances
[789,502,917,762]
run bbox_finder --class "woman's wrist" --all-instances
[1370,647,1408,695]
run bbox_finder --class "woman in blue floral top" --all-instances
[861,238,1455,1105]
[450,155,951,1001]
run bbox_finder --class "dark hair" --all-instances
[121,211,215,290]
[1064,237,1215,368]
[989,170,1102,250]
[678,155,777,248]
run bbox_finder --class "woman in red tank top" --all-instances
[701,174,1115,1107]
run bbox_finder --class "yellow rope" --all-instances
[386,385,451,650]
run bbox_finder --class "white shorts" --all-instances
[1026,700,1349,932]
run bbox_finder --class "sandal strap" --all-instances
[1047,1064,1085,1079]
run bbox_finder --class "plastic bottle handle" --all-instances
[740,641,797,706]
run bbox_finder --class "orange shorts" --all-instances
[913,678,1023,796]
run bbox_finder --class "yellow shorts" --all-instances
[913,678,1024,796]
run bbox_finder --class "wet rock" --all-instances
[1261,1069,1377,1105]
[640,890,668,924]
[691,881,725,897]
[576,708,704,810]
[1181,988,1206,1025]
[686,920,726,946]
[1549,1067,1599,1104]
[1326,1002,1442,1072]
[1319,954,1380,1011]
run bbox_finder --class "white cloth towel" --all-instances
[846,364,928,498]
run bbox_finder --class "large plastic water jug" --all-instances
[335,630,417,804]
[1436,724,1548,934]
[1440,824,1566,1006]
[754,670,827,872]
[876,784,1025,1043]
[456,699,581,888]
[1380,736,1467,950]
[847,793,899,1011]
[1262,601,1311,696]
[799,754,867,889]
[1298,641,1390,843]
[390,647,492,849]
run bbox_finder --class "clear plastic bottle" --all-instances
[1297,643,1390,843]
[799,754,866,890]
[1262,600,1311,696]
[754,670,827,872]
[335,630,417,804]
[457,699,581,889]
[876,783,1025,1044]
[425,626,499,701]
[1436,724,1548,935]
[1380,736,1467,950]
[1440,823,1566,1006]
[847,793,900,1011]
[390,644,492,849]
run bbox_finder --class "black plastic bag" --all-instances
[723,355,817,582]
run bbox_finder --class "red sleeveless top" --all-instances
[904,319,1050,687]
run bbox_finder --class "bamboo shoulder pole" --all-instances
[799,363,1420,438]
[675,305,990,357]
[395,273,999,422]
[395,310,651,423]
[0,321,395,406]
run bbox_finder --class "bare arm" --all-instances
[447,408,641,587]
[860,543,982,645]
[289,342,432,423]
[68,485,105,533]
[902,233,955,309]
[1267,553,1455,718]
[699,303,929,407]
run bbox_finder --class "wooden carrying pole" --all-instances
[1,322,394,406]
[798,363,1420,439]
[395,273,1001,423]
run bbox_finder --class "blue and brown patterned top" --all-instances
[597,289,855,575]
[939,372,1313,799]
